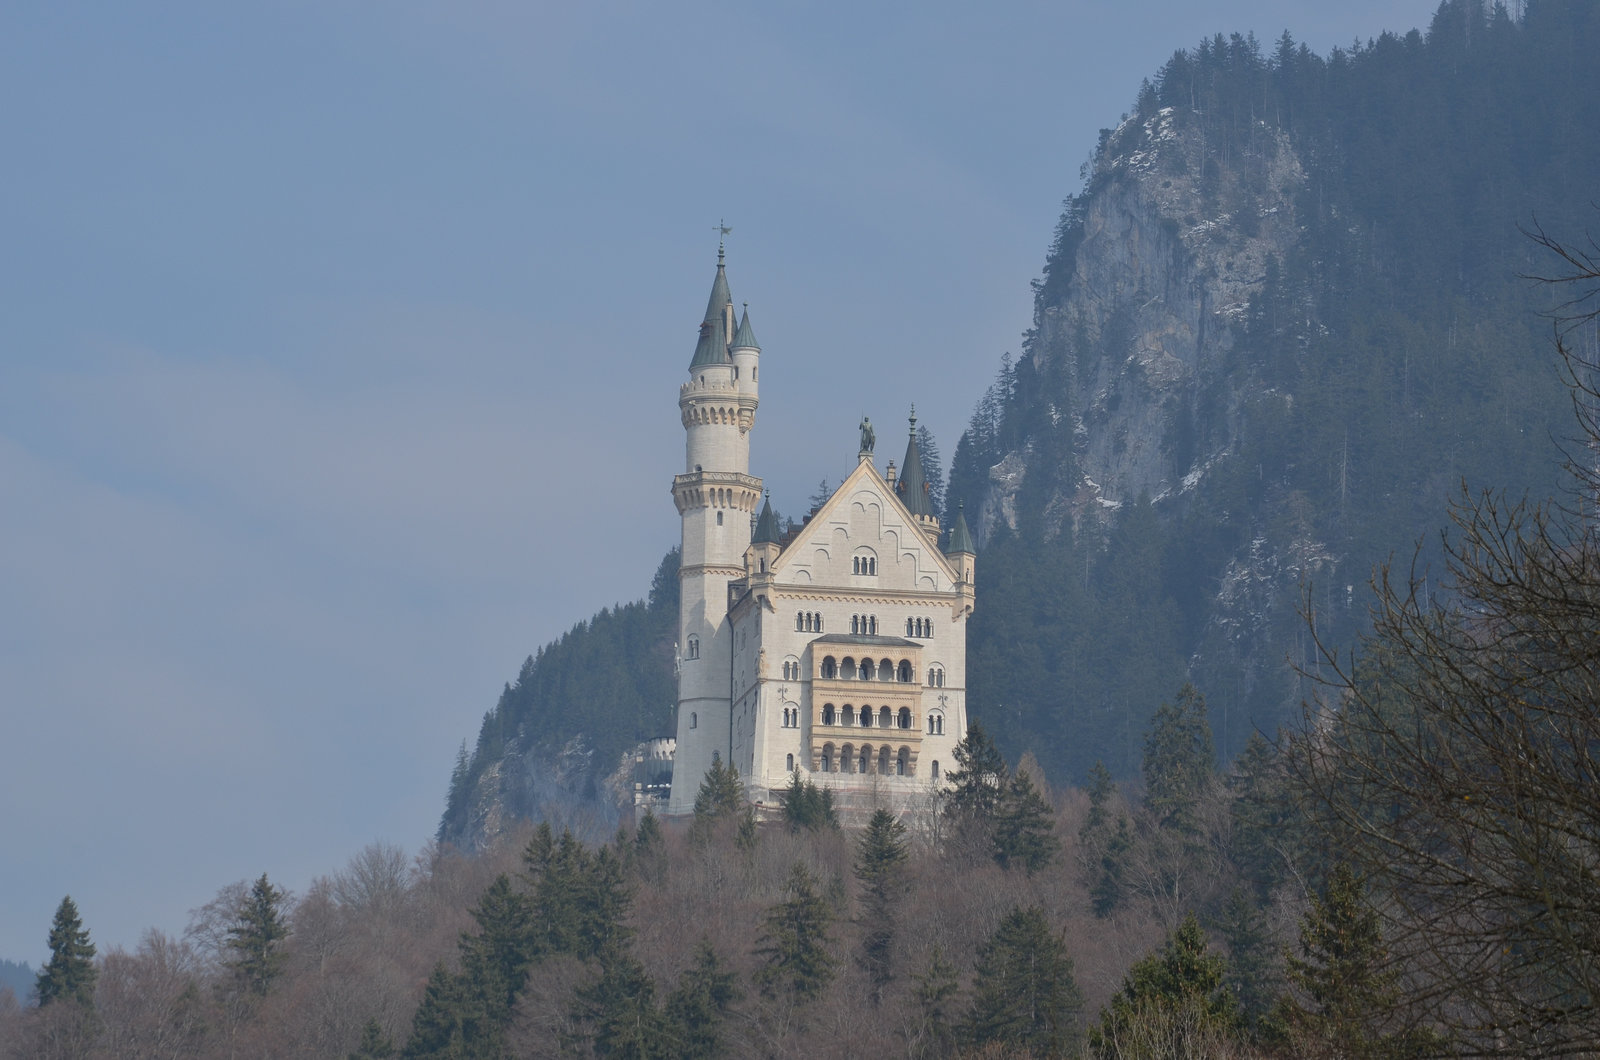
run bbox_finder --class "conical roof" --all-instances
[946,501,976,555]
[689,256,734,368]
[732,304,760,350]
[896,407,934,519]
[752,494,780,544]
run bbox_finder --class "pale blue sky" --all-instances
[0,0,1444,964]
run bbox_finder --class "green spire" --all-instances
[896,406,934,519]
[690,251,734,368]
[753,493,780,544]
[946,501,975,555]
[732,303,760,350]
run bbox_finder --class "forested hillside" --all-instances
[950,0,1600,782]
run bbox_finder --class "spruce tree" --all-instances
[570,946,671,1059]
[458,874,535,1031]
[1142,683,1216,834]
[226,873,289,996]
[778,771,838,832]
[908,946,959,1059]
[35,895,96,1008]
[944,722,1007,859]
[854,808,909,994]
[992,768,1060,873]
[691,759,744,843]
[755,863,837,1002]
[349,1017,397,1059]
[965,906,1083,1056]
[401,963,471,1059]
[663,937,741,1058]
[1217,888,1278,1029]
[1091,912,1238,1054]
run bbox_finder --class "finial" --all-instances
[909,404,918,433]
[714,219,732,263]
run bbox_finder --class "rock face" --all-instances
[986,108,1307,535]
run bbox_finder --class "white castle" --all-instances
[666,246,976,816]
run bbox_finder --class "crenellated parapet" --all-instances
[672,471,763,515]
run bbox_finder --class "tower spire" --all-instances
[897,404,935,523]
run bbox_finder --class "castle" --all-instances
[666,246,975,816]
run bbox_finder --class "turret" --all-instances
[895,406,940,543]
[731,303,761,401]
[945,501,976,618]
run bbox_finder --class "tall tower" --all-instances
[668,246,763,814]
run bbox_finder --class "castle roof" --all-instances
[895,407,935,519]
[752,494,780,543]
[946,501,976,555]
[810,633,921,649]
[689,254,734,368]
[732,304,760,351]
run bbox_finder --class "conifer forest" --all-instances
[8,2,1600,1056]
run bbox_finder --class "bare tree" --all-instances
[1292,222,1600,1054]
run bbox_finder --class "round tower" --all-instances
[668,246,763,814]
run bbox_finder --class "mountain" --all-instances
[949,0,1600,782]
[442,0,1600,841]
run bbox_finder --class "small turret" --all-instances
[746,492,782,577]
[731,303,761,399]
[896,406,939,542]
[945,501,976,617]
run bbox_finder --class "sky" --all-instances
[0,0,1447,966]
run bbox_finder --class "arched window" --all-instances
[905,618,914,636]
[822,703,835,725]
[869,616,878,635]
[932,760,940,779]
[860,658,875,681]
[858,705,871,728]
[878,746,891,773]
[879,706,892,727]
[841,744,854,773]
[927,711,944,735]
[796,612,804,631]
[816,613,823,633]
[686,636,699,660]
[899,660,913,683]
[822,656,838,679]
[821,745,833,772]
[898,707,912,729]
[690,712,697,729]
[843,705,856,726]
[869,557,877,575]
[851,614,859,634]
[879,658,892,681]
[786,753,794,771]
[859,747,871,773]
[928,666,945,687]
[897,747,909,776]
[842,658,857,680]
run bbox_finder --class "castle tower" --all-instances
[668,246,763,814]
[896,406,941,544]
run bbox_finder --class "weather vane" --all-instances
[714,219,732,256]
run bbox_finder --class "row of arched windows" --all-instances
[819,655,919,683]
[906,617,933,637]
[851,614,878,635]
[795,611,824,632]
[817,742,914,776]
[852,555,877,575]
[818,703,914,729]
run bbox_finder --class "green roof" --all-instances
[732,305,760,350]
[895,408,935,519]
[689,258,734,368]
[946,501,976,555]
[752,494,780,543]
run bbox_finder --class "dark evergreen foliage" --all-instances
[35,896,96,1008]
[1092,912,1238,1053]
[349,1017,397,1059]
[226,874,289,997]
[948,1,1600,786]
[755,863,837,1002]
[1141,682,1216,834]
[777,771,838,832]
[854,808,910,994]
[438,548,680,844]
[662,938,740,1058]
[965,905,1084,1056]
[992,768,1060,874]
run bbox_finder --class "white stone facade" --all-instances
[666,255,973,817]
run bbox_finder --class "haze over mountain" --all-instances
[443,0,1600,847]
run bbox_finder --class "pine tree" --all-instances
[35,896,96,1008]
[1142,682,1216,833]
[226,873,289,996]
[401,963,471,1059]
[992,767,1060,873]
[691,759,744,842]
[916,423,946,523]
[1218,888,1279,1029]
[458,874,535,1032]
[778,771,838,832]
[854,808,910,994]
[1091,912,1239,1054]
[907,946,959,1059]
[663,937,741,1058]
[755,863,837,1002]
[570,946,671,1059]
[965,906,1084,1056]
[944,722,1008,859]
[1271,863,1437,1058]
[349,1017,397,1059]
[1090,816,1132,918]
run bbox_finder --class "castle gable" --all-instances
[772,460,957,593]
